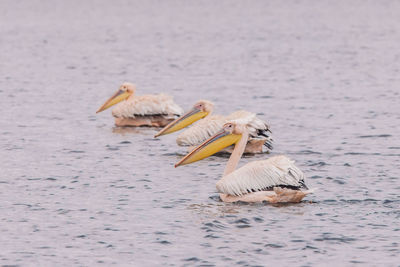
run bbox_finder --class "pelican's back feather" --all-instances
[112,94,183,118]
[227,110,271,138]
[216,155,307,196]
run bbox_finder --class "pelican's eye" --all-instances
[224,123,233,131]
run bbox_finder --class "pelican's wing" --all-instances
[112,94,184,118]
[176,115,226,146]
[227,110,273,149]
[216,155,307,196]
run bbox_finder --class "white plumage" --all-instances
[176,110,270,146]
[175,121,313,203]
[216,155,306,196]
[112,94,183,118]
[176,114,225,146]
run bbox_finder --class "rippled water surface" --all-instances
[1,0,400,266]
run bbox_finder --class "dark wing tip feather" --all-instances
[264,141,273,150]
[258,129,273,150]
[299,179,309,190]
[257,129,271,138]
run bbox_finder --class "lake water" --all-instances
[1,0,400,266]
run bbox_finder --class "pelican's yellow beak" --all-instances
[175,128,241,167]
[154,107,208,137]
[96,89,131,113]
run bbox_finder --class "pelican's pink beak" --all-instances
[175,127,241,167]
[96,89,132,113]
[154,107,208,137]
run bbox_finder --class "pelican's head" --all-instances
[175,121,244,167]
[194,100,214,114]
[96,82,136,113]
[154,100,214,137]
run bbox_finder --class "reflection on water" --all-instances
[1,0,400,266]
[188,202,241,216]
[112,126,158,135]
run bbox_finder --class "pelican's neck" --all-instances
[223,131,249,176]
[127,92,135,101]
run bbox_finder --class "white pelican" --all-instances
[96,82,184,127]
[175,121,314,203]
[154,100,273,153]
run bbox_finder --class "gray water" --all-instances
[1,0,400,266]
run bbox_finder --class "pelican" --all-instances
[96,82,184,127]
[154,100,273,153]
[175,121,314,203]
